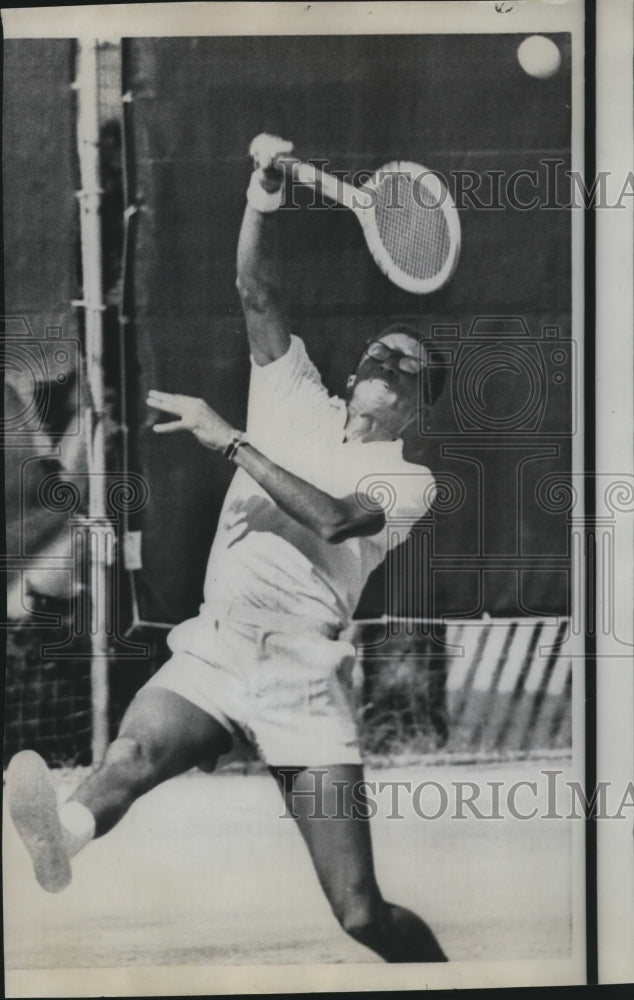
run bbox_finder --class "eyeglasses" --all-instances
[362,339,423,375]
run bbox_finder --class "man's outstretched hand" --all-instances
[249,132,294,192]
[147,390,235,452]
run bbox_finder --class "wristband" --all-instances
[246,170,284,213]
[223,431,247,462]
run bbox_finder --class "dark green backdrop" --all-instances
[3,35,574,628]
[124,34,573,625]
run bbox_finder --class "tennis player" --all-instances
[9,134,447,963]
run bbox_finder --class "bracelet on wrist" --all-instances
[246,170,284,213]
[223,431,247,462]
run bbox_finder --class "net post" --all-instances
[74,38,110,765]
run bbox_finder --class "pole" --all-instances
[74,39,110,763]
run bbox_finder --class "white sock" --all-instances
[59,801,96,858]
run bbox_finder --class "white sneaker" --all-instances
[7,750,72,893]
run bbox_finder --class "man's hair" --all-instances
[377,323,447,408]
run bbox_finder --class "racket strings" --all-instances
[374,173,451,281]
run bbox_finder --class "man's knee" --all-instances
[100,736,159,793]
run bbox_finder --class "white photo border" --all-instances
[2,1,603,994]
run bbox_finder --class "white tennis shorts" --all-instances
[143,614,361,766]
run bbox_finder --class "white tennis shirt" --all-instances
[171,336,435,641]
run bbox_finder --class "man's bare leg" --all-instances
[270,763,447,963]
[70,688,232,834]
[8,688,232,891]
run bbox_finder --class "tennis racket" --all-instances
[278,156,461,295]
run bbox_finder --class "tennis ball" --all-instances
[517,35,561,79]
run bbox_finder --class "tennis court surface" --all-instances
[4,756,575,970]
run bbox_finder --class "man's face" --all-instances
[348,332,421,428]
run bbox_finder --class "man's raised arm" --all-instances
[236,134,294,367]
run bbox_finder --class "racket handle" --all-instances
[276,156,358,211]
